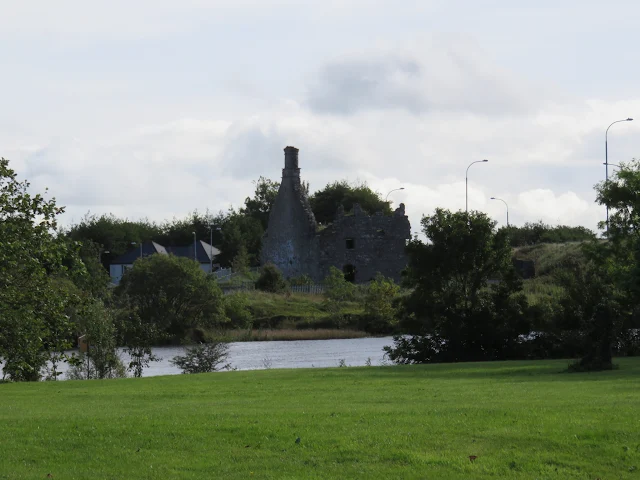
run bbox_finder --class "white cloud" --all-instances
[305,39,556,116]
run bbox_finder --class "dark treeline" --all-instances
[3,153,638,382]
[65,177,395,270]
[386,160,640,371]
[504,222,595,247]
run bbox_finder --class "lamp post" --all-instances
[208,224,221,272]
[192,232,197,262]
[605,118,633,231]
[385,187,405,202]
[466,160,489,214]
[490,197,509,227]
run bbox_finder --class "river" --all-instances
[5,336,396,380]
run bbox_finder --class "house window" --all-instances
[345,238,355,249]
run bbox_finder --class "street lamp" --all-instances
[603,162,621,169]
[192,232,197,262]
[208,224,221,272]
[490,197,509,227]
[605,118,633,231]
[385,187,405,202]
[466,160,489,213]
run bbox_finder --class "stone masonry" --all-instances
[261,146,411,283]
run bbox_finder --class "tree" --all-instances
[231,244,251,275]
[159,210,225,248]
[217,211,263,267]
[309,180,392,225]
[364,273,400,333]
[241,176,280,230]
[322,266,356,327]
[67,300,126,380]
[385,209,530,364]
[114,254,228,341]
[0,158,84,381]
[65,212,162,266]
[564,159,640,370]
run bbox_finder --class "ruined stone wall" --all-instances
[316,203,411,283]
[261,146,319,279]
[262,146,411,283]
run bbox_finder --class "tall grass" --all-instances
[212,328,370,342]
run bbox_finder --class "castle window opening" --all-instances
[343,264,356,283]
[345,238,355,249]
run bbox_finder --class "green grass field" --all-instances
[2,359,640,479]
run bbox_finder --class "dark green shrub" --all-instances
[255,264,289,293]
[170,342,231,374]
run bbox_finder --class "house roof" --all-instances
[111,240,220,265]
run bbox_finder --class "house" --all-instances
[109,240,221,285]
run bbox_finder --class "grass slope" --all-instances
[515,242,586,305]
[2,359,640,479]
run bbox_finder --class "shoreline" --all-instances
[208,328,374,343]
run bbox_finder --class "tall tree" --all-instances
[0,158,84,381]
[566,158,640,370]
[241,176,280,230]
[385,209,529,364]
[309,180,392,225]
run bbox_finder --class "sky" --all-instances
[2,0,639,236]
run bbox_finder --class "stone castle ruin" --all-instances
[261,146,411,283]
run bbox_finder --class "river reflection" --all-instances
[17,336,394,380]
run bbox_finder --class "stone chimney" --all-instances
[284,146,299,170]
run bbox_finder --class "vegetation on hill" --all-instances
[504,221,595,247]
[2,359,640,479]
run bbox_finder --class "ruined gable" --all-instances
[261,146,411,283]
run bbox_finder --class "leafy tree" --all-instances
[0,158,83,381]
[255,263,289,293]
[322,266,356,327]
[562,159,640,370]
[170,342,231,374]
[113,301,163,378]
[364,273,400,333]
[67,300,126,380]
[385,209,530,364]
[65,212,162,265]
[218,211,263,267]
[241,176,280,230]
[231,244,251,275]
[159,210,225,248]
[114,254,228,341]
[309,180,392,225]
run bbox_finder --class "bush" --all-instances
[66,354,127,380]
[363,273,400,333]
[170,342,231,374]
[324,266,356,302]
[224,292,253,329]
[255,264,289,293]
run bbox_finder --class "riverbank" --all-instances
[2,358,639,479]
[210,328,370,342]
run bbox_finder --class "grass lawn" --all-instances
[2,359,640,479]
